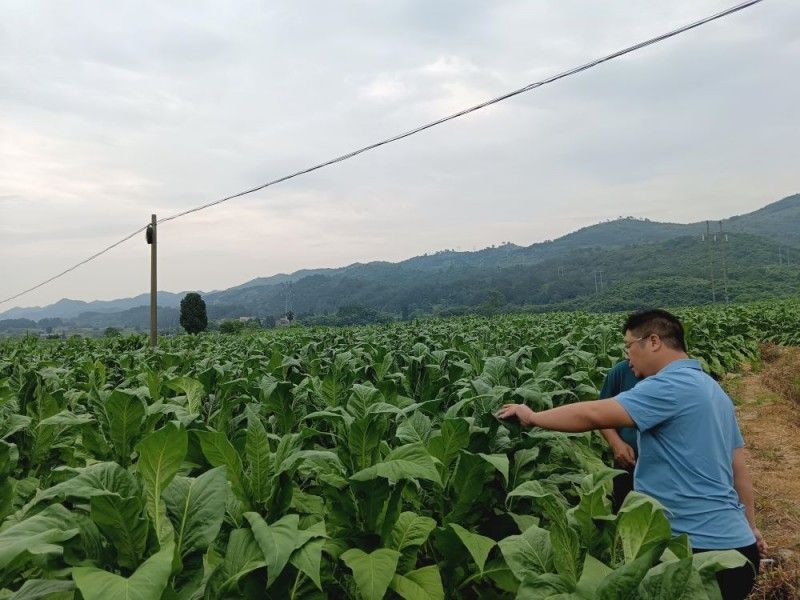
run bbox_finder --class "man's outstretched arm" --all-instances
[496,398,635,432]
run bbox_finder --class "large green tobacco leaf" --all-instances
[244,512,301,587]
[548,516,581,585]
[245,408,273,505]
[509,512,540,534]
[449,523,496,574]
[71,511,104,563]
[8,578,75,600]
[575,553,613,595]
[515,572,575,599]
[498,524,552,581]
[378,480,407,541]
[351,478,392,535]
[0,504,79,570]
[477,453,509,487]
[89,494,148,570]
[427,418,469,469]
[637,557,708,600]
[1,414,31,441]
[691,550,749,600]
[506,480,550,506]
[135,421,187,539]
[395,411,432,445]
[388,511,437,553]
[446,451,494,523]
[0,441,18,519]
[340,548,401,600]
[482,356,511,385]
[260,378,297,434]
[350,443,442,486]
[72,542,173,600]
[20,461,139,516]
[276,449,344,480]
[615,492,672,562]
[210,527,266,594]
[505,480,581,584]
[348,415,386,471]
[389,565,445,600]
[195,430,247,502]
[481,558,520,594]
[568,482,612,557]
[163,466,227,559]
[289,521,327,590]
[166,376,205,415]
[38,409,94,427]
[316,373,347,408]
[594,541,668,600]
[105,390,146,465]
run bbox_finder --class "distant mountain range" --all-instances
[0,292,187,322]
[2,193,798,329]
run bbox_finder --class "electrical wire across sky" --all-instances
[0,0,765,306]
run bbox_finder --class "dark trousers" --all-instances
[611,465,634,513]
[693,543,760,600]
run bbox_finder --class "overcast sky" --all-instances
[1,0,797,309]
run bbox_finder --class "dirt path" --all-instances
[724,345,800,552]
[723,345,800,598]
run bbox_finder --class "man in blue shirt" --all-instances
[598,360,641,512]
[497,309,765,600]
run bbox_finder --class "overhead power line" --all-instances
[0,226,149,305]
[0,0,765,306]
[158,0,763,224]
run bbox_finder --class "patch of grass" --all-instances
[754,447,782,464]
[723,376,743,401]
[730,388,778,407]
[750,553,800,600]
[753,391,780,406]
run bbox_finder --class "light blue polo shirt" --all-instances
[617,359,754,549]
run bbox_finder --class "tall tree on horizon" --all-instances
[180,292,207,334]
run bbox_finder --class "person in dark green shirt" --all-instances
[598,359,641,512]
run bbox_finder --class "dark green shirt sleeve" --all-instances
[599,360,641,452]
[600,362,622,399]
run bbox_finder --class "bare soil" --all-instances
[724,345,800,551]
[723,344,800,598]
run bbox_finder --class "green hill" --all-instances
[2,193,798,330]
[204,232,799,322]
[227,193,800,293]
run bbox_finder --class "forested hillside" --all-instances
[2,194,798,330]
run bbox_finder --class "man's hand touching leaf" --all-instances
[495,404,536,428]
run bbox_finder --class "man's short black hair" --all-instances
[623,309,687,352]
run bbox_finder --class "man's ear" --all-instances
[649,334,662,352]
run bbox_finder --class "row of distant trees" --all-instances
[0,293,285,338]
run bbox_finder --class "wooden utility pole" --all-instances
[147,214,157,347]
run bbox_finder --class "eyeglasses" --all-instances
[623,335,647,355]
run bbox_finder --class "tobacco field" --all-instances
[1,299,798,599]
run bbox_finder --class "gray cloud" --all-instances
[1,0,797,308]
